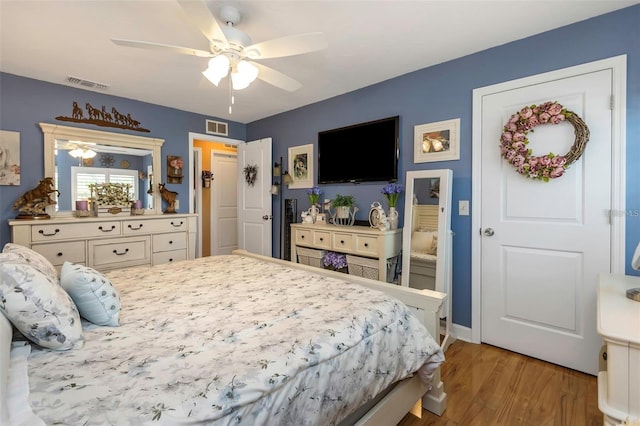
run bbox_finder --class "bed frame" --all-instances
[0,251,447,424]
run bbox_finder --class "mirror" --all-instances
[401,169,453,347]
[40,123,164,215]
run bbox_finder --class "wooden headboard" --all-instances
[412,204,439,231]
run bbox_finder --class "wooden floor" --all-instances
[398,340,602,426]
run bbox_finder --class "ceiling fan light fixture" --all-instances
[231,60,259,90]
[69,147,97,159]
[203,55,230,86]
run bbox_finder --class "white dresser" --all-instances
[290,223,402,282]
[9,214,197,272]
[597,273,640,425]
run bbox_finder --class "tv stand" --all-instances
[290,223,402,282]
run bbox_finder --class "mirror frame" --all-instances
[401,169,453,347]
[40,122,165,215]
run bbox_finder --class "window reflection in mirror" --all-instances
[54,139,153,211]
[41,123,164,215]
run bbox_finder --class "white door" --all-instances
[480,70,613,375]
[237,138,272,256]
[211,151,238,255]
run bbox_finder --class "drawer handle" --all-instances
[169,240,173,244]
[128,224,143,231]
[57,252,63,257]
[301,235,305,239]
[112,248,129,256]
[319,237,324,242]
[170,221,184,228]
[340,240,345,244]
[169,258,174,262]
[99,225,116,232]
[38,229,60,237]
[364,243,369,247]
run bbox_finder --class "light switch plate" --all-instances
[459,200,469,216]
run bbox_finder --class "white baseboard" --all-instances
[452,323,473,343]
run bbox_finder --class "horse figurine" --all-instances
[158,183,178,214]
[12,177,60,218]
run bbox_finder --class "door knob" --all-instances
[483,228,495,236]
[262,214,273,220]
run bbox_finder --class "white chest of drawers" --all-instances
[290,223,402,282]
[597,273,640,425]
[9,214,197,272]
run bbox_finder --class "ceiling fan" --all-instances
[112,0,327,93]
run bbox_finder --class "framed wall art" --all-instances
[0,130,21,185]
[414,118,460,163]
[288,144,314,189]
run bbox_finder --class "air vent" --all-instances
[206,119,229,136]
[66,76,109,90]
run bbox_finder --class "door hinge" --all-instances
[610,95,615,110]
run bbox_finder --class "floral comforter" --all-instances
[27,255,444,425]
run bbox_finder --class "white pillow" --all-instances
[411,231,437,254]
[2,243,58,281]
[0,253,83,350]
[60,262,121,326]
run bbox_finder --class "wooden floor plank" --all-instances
[398,340,601,426]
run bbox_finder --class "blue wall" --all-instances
[247,5,640,328]
[0,73,245,243]
[0,5,638,329]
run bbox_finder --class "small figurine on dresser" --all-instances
[158,183,178,214]
[12,177,59,219]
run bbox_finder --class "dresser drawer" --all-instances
[313,231,331,249]
[122,217,188,235]
[152,232,187,253]
[295,228,313,246]
[333,233,355,252]
[32,241,85,266]
[88,236,151,270]
[31,221,121,242]
[355,235,379,256]
[152,249,187,265]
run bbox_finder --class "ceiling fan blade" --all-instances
[112,39,212,57]
[177,0,227,44]
[252,62,302,92]
[245,32,327,59]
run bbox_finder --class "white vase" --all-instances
[309,204,319,223]
[388,207,399,230]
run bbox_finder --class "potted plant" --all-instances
[332,194,356,219]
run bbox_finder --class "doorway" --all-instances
[471,55,627,375]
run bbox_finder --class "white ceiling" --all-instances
[1,0,637,124]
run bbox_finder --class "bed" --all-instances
[0,247,447,425]
[408,204,440,292]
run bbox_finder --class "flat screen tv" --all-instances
[317,116,399,184]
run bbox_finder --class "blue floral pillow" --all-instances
[0,253,83,350]
[60,262,121,326]
[2,243,58,280]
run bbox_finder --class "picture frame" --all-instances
[288,144,314,189]
[414,118,460,163]
[0,130,21,186]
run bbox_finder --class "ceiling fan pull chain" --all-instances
[228,75,233,114]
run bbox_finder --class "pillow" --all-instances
[427,235,438,255]
[2,243,58,281]
[411,230,437,254]
[60,262,121,326]
[0,253,83,350]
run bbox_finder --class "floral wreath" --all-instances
[243,164,258,186]
[500,101,589,181]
